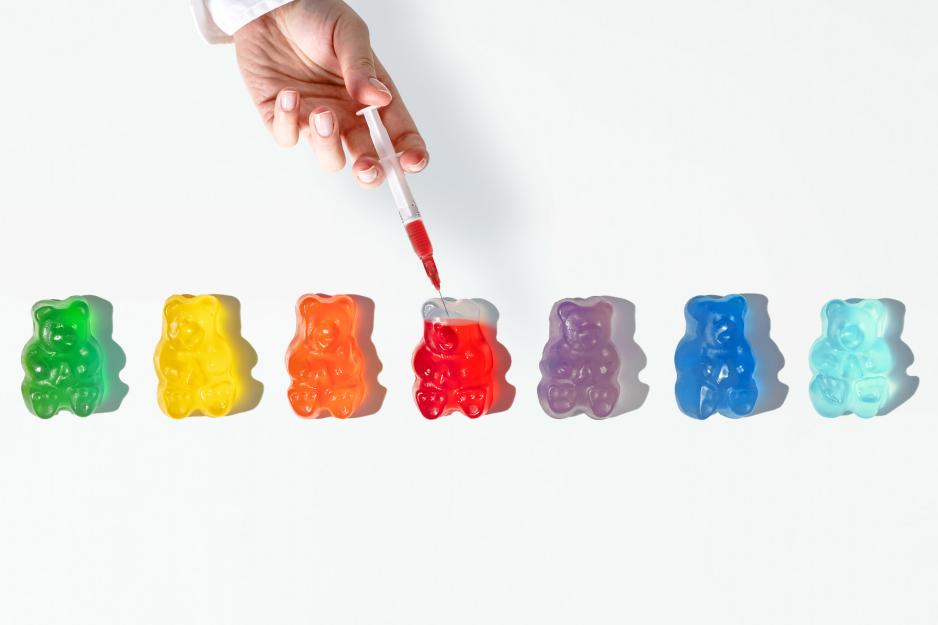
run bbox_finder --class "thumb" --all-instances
[333,13,392,106]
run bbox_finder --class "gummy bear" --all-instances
[809,299,894,418]
[286,294,367,418]
[154,294,242,418]
[674,294,758,419]
[21,297,105,418]
[413,299,495,419]
[537,298,620,419]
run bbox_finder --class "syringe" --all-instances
[356,105,445,301]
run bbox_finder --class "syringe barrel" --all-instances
[358,106,420,222]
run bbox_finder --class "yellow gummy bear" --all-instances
[154,294,242,418]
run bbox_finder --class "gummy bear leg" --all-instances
[288,383,320,418]
[852,377,889,419]
[162,387,193,419]
[587,385,619,419]
[415,385,448,419]
[809,375,848,418]
[455,387,489,418]
[327,386,364,419]
[546,383,577,415]
[725,384,757,418]
[679,383,719,420]
[201,381,236,417]
[25,386,61,419]
[69,385,101,417]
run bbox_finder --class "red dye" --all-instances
[405,219,441,290]
[413,319,495,419]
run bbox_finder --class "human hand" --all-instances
[233,0,428,187]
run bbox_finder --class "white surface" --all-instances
[1,1,937,623]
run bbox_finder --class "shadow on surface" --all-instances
[742,293,789,416]
[606,297,650,416]
[879,298,919,414]
[215,295,263,415]
[85,295,129,413]
[476,298,516,414]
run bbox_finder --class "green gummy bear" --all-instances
[21,297,105,418]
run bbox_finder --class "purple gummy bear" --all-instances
[537,298,620,419]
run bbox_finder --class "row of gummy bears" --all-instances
[20,293,913,421]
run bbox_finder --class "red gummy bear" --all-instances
[413,299,495,419]
[286,294,365,418]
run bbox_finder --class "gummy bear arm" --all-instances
[23,345,54,379]
[867,341,895,373]
[809,340,843,375]
[675,341,704,370]
[413,347,437,380]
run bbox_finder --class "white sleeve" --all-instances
[191,0,296,44]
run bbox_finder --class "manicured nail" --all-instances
[405,157,427,173]
[357,166,378,184]
[313,110,334,137]
[369,77,392,97]
[279,90,298,112]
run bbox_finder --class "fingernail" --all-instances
[357,166,378,184]
[313,110,334,137]
[405,157,427,173]
[279,90,297,112]
[369,77,392,97]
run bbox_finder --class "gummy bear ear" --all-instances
[34,305,54,323]
[727,294,747,316]
[196,295,219,312]
[861,299,887,333]
[300,296,320,319]
[686,297,704,319]
[557,301,578,321]
[594,300,613,317]
[70,300,89,317]
[336,296,355,317]
[823,300,847,323]
[422,300,443,320]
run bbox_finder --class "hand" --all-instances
[233,0,428,187]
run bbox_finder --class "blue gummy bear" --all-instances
[809,299,894,418]
[675,295,758,419]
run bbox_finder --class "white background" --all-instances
[1,1,937,623]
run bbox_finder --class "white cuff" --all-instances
[191,0,296,44]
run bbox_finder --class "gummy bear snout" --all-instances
[44,324,77,350]
[170,320,205,348]
[838,324,865,351]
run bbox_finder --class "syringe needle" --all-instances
[438,291,450,317]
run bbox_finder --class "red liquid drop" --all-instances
[413,319,495,419]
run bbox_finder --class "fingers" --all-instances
[271,89,300,147]
[333,12,393,106]
[307,108,346,172]
[352,158,385,188]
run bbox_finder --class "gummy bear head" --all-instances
[34,299,91,352]
[689,295,747,347]
[299,295,354,351]
[557,300,612,352]
[823,299,887,352]
[425,321,459,355]
[164,295,220,350]
[421,299,485,355]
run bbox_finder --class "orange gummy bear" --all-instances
[286,294,367,418]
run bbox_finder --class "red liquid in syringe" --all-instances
[405,219,441,289]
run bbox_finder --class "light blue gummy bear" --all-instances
[809,299,893,418]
